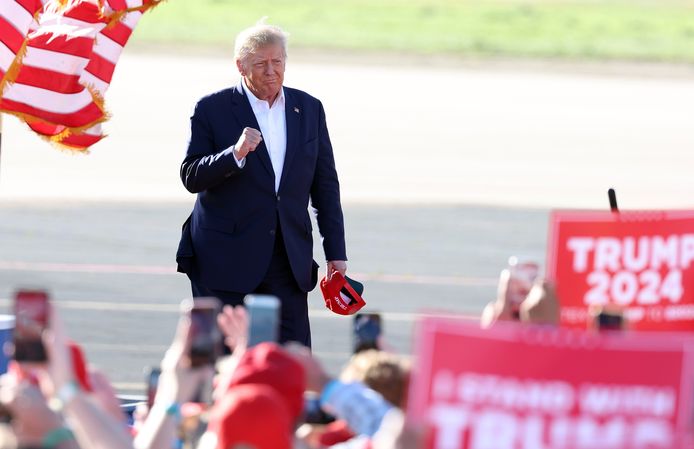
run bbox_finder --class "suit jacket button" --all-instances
[270,229,276,235]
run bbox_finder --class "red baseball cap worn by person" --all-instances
[224,342,306,421]
[208,384,293,449]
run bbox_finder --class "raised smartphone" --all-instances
[181,297,223,367]
[353,313,382,354]
[244,295,280,347]
[13,289,49,362]
[596,310,625,331]
[303,394,336,425]
[145,366,161,409]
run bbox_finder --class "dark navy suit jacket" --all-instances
[176,82,346,293]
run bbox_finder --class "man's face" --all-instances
[237,43,285,102]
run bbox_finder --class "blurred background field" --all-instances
[133,0,694,63]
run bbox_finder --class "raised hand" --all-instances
[233,127,262,160]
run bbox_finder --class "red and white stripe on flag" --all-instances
[0,0,160,151]
[0,0,48,81]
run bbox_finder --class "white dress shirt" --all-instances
[234,79,287,193]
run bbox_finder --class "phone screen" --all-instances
[303,396,336,425]
[353,313,381,353]
[189,304,221,367]
[596,312,624,331]
[0,402,11,423]
[245,295,280,347]
[145,367,161,409]
[13,289,49,362]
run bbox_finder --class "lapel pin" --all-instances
[294,107,300,114]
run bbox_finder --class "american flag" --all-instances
[0,0,161,151]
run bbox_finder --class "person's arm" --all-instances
[309,101,347,269]
[213,305,249,402]
[480,268,516,328]
[134,316,214,449]
[0,375,80,449]
[88,368,129,425]
[57,389,134,449]
[42,309,133,449]
[180,100,261,193]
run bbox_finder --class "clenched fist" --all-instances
[233,127,262,160]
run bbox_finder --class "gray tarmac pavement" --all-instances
[0,201,548,392]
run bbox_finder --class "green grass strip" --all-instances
[132,1,694,63]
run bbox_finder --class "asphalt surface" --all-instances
[1,51,693,394]
[0,201,549,392]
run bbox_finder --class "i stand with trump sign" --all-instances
[406,318,694,449]
[547,210,694,330]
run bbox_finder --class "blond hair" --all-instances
[234,19,288,67]
[340,350,411,408]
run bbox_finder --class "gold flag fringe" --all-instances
[42,0,74,14]
[39,132,91,153]
[122,0,165,14]
[0,108,102,153]
[52,140,92,153]
[0,0,162,151]
[0,39,28,93]
[97,0,165,27]
[0,82,110,153]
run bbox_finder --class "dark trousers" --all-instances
[190,224,311,348]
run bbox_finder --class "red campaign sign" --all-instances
[407,318,694,449]
[547,210,694,331]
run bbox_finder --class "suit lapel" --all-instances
[279,88,300,192]
[230,82,274,179]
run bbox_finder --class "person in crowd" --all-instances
[519,280,560,325]
[1,296,422,449]
[134,316,215,449]
[481,264,559,327]
[176,19,348,348]
[0,306,135,449]
[298,350,411,448]
[135,308,400,449]
[340,350,410,409]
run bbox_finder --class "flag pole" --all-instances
[0,113,3,184]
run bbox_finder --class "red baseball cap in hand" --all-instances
[320,272,366,315]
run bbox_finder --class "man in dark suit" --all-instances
[176,23,347,347]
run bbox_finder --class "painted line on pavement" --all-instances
[113,382,146,392]
[0,260,496,287]
[0,297,479,322]
[85,343,168,354]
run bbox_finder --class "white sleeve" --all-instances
[231,146,246,168]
